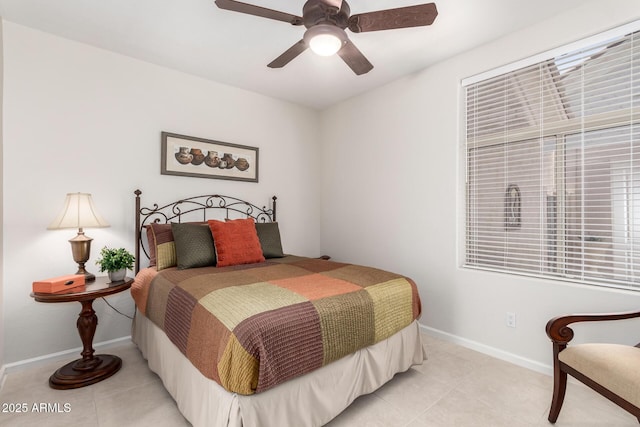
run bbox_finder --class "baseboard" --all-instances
[419,324,553,377]
[1,335,132,380]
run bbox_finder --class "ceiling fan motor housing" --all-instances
[302,0,350,29]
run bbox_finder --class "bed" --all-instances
[130,189,426,427]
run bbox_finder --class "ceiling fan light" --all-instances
[304,24,346,57]
[310,34,343,56]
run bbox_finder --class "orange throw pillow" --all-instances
[208,218,266,267]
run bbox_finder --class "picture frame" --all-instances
[161,132,259,182]
[504,184,521,230]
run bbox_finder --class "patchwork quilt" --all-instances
[132,255,421,395]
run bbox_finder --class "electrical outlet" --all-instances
[506,312,517,328]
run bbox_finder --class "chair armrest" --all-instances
[546,310,640,345]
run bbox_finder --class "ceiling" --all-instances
[0,0,588,110]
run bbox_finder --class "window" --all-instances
[464,25,640,290]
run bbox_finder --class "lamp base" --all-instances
[75,265,96,283]
[70,231,96,282]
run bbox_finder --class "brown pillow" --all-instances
[171,223,216,269]
[255,222,285,258]
[144,225,158,267]
[207,218,265,267]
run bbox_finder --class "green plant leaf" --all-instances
[95,246,135,272]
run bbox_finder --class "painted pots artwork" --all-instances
[161,132,258,182]
[175,146,193,164]
[204,151,220,168]
[176,147,251,173]
[221,153,236,169]
[190,148,205,165]
[235,158,250,171]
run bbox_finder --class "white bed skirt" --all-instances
[132,313,426,427]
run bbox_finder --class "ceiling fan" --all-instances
[214,0,438,75]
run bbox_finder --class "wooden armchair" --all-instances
[546,310,640,423]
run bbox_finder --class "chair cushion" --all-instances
[559,343,640,408]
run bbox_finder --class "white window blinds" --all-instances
[464,27,640,290]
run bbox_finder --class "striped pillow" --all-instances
[147,223,176,271]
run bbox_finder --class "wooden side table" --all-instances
[31,276,133,389]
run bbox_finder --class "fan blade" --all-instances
[337,40,373,75]
[268,40,308,68]
[348,3,437,33]
[215,0,303,25]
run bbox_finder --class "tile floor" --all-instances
[0,334,637,426]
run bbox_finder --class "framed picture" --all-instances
[161,132,259,182]
[504,184,521,229]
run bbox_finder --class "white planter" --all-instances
[108,269,127,283]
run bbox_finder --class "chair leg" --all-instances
[548,368,568,423]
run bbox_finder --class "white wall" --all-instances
[2,21,321,363]
[320,0,640,371]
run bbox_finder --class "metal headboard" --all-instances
[134,189,277,273]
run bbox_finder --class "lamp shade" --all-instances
[47,193,110,230]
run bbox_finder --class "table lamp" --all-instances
[47,192,110,282]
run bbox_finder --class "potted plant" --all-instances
[96,246,135,282]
